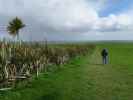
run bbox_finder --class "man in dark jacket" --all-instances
[101,48,108,64]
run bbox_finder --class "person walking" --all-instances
[101,48,108,64]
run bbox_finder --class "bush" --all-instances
[0,42,95,84]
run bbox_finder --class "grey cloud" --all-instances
[0,0,133,41]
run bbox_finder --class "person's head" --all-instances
[103,48,108,51]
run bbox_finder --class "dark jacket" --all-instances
[101,49,108,57]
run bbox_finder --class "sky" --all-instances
[0,0,133,41]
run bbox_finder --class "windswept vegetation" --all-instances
[7,17,25,40]
[1,43,133,100]
[0,41,95,89]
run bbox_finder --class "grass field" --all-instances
[1,43,133,100]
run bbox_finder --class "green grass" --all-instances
[1,43,133,100]
[0,52,94,100]
[98,43,133,65]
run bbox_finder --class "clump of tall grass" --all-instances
[0,41,95,89]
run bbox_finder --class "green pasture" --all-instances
[1,43,133,100]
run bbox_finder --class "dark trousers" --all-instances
[102,56,108,64]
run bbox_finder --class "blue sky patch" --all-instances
[99,0,133,17]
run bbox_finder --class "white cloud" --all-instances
[0,0,98,31]
[0,0,133,41]
[92,13,133,32]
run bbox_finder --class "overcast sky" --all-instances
[0,0,133,41]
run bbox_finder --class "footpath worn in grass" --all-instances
[0,52,94,100]
[1,44,133,100]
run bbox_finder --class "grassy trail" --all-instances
[1,45,133,100]
[85,47,133,100]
